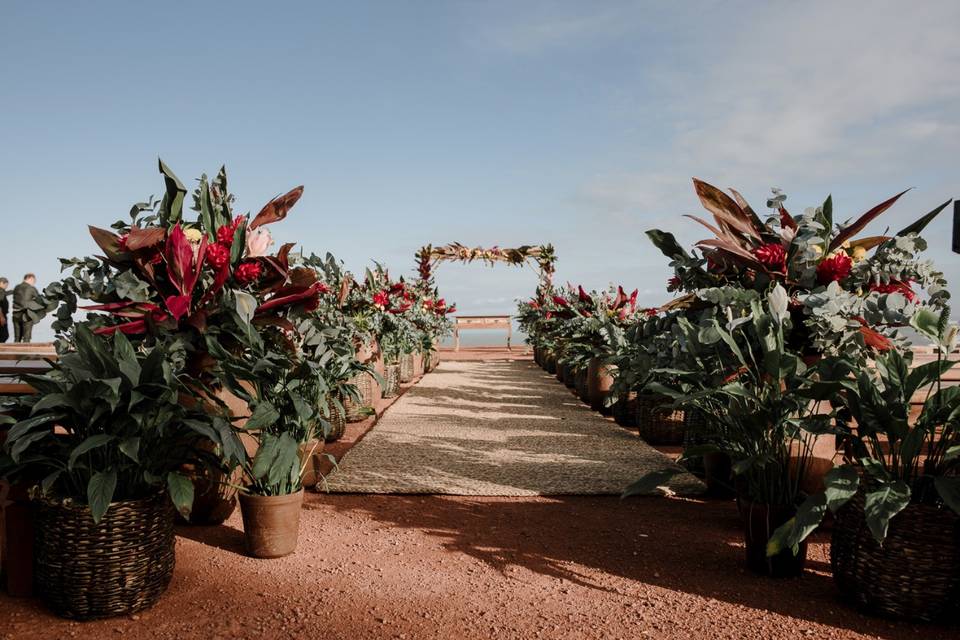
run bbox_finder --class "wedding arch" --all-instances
[415,242,557,292]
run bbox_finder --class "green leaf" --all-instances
[945,445,960,462]
[863,481,911,542]
[158,158,186,225]
[7,413,63,442]
[766,492,827,557]
[897,198,952,237]
[823,465,859,512]
[166,471,195,519]
[114,270,151,303]
[118,436,140,463]
[40,470,62,494]
[87,470,117,524]
[621,468,689,498]
[934,477,960,515]
[645,230,688,260]
[112,331,141,385]
[245,400,280,430]
[68,434,116,470]
[251,433,281,481]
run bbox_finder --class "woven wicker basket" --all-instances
[636,394,685,445]
[545,353,557,375]
[382,363,401,398]
[343,373,374,422]
[563,362,576,388]
[324,396,347,442]
[612,392,638,428]
[832,491,960,622]
[399,354,415,383]
[34,493,175,620]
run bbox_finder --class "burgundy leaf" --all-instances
[249,186,304,230]
[829,189,911,251]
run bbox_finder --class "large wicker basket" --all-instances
[382,363,401,398]
[831,491,960,622]
[636,394,685,445]
[343,372,375,422]
[324,396,347,442]
[399,353,415,383]
[545,352,557,375]
[34,493,175,620]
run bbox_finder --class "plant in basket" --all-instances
[0,325,240,619]
[625,285,839,578]
[768,306,960,621]
[45,160,322,524]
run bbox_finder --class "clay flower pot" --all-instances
[587,358,615,413]
[239,490,304,559]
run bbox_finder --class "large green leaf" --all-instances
[68,434,116,470]
[621,468,690,498]
[245,400,280,430]
[934,477,960,515]
[166,471,195,519]
[767,492,827,557]
[87,470,118,524]
[645,230,688,260]
[118,436,140,463]
[863,481,910,542]
[823,465,859,512]
[6,413,63,444]
[158,158,186,225]
[112,331,141,385]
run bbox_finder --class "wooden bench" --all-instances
[0,343,57,395]
[453,315,512,351]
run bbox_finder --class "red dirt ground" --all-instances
[1,348,957,639]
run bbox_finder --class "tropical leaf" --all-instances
[896,198,952,237]
[692,178,761,240]
[158,158,187,225]
[249,186,304,229]
[88,470,118,524]
[829,189,910,251]
[863,481,910,542]
[166,471,195,518]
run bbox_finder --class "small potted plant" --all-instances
[0,326,238,619]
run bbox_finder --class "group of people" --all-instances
[0,274,40,343]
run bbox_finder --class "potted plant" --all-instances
[0,326,239,619]
[769,307,960,621]
[627,286,834,577]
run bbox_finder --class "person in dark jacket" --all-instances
[12,274,39,343]
[0,277,8,343]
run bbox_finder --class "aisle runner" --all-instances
[326,360,704,496]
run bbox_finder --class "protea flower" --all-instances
[753,242,787,273]
[245,227,273,258]
[816,252,853,284]
[234,260,263,285]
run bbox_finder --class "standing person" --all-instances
[12,274,39,343]
[0,277,8,343]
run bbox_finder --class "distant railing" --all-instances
[453,315,512,351]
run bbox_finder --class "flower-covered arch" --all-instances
[415,243,557,295]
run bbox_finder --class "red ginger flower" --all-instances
[816,252,853,285]
[234,260,262,285]
[753,242,787,272]
[216,215,245,245]
[205,243,230,270]
[870,279,916,302]
[373,291,390,308]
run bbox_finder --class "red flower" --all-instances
[552,296,569,307]
[205,243,230,270]
[446,304,457,314]
[390,282,406,294]
[118,233,130,252]
[753,242,787,272]
[234,260,262,285]
[317,282,331,294]
[528,300,540,310]
[644,308,658,317]
[373,291,390,308]
[667,275,681,291]
[816,252,853,285]
[216,216,245,245]
[870,279,916,302]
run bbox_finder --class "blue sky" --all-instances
[2,1,958,341]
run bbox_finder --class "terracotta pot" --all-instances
[740,500,807,578]
[587,358,615,413]
[239,490,304,559]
